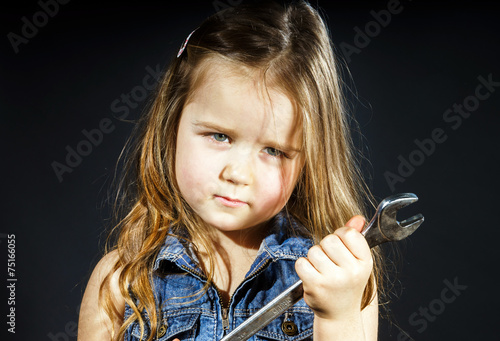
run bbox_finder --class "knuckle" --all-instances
[320,234,340,249]
[334,226,357,242]
[295,258,309,275]
[308,245,322,258]
[343,226,359,238]
[311,244,323,253]
[295,257,307,269]
[343,227,366,247]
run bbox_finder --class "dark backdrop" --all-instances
[2,0,499,340]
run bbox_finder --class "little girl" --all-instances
[78,1,383,340]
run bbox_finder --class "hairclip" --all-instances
[177,29,198,58]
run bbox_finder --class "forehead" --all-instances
[184,58,302,146]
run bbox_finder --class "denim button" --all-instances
[157,322,168,338]
[281,320,298,336]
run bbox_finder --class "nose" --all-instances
[220,149,253,186]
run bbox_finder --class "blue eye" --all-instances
[213,133,228,142]
[265,147,284,157]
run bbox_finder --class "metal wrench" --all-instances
[220,193,424,341]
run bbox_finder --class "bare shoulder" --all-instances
[78,250,125,341]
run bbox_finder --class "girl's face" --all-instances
[175,61,303,243]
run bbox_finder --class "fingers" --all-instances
[295,256,318,279]
[325,226,371,262]
[295,216,374,320]
[300,243,339,276]
[345,215,366,233]
[296,216,371,277]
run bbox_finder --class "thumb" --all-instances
[345,215,366,233]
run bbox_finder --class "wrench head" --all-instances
[378,193,424,242]
[364,193,424,247]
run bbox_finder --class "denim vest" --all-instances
[124,211,315,341]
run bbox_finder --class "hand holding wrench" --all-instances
[220,193,424,341]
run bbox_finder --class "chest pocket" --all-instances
[129,309,201,341]
[235,308,314,341]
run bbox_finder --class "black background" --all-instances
[1,0,499,340]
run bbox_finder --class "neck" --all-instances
[193,223,269,306]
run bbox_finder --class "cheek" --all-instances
[176,137,218,196]
[175,134,199,193]
[257,164,298,206]
[176,155,197,190]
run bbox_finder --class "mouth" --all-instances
[214,195,247,208]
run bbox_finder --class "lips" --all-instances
[214,195,247,208]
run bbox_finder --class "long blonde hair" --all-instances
[100,1,384,340]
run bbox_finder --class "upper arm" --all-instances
[361,290,379,341]
[78,250,125,341]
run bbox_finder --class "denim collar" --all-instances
[152,211,314,278]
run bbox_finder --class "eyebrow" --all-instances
[192,120,238,138]
[192,120,302,154]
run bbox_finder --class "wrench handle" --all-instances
[220,233,380,341]
[220,280,304,341]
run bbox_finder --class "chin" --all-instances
[202,213,251,232]
[209,220,246,232]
